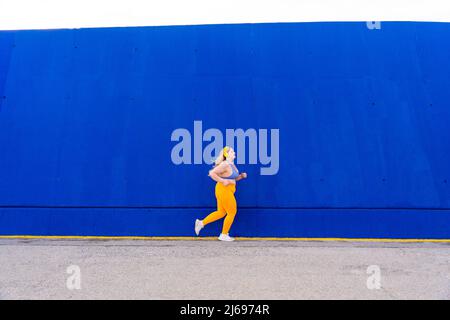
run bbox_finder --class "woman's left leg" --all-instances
[202,197,226,226]
[202,210,226,226]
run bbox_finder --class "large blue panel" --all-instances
[0,22,449,237]
[0,208,449,239]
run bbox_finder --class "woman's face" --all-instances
[227,148,236,161]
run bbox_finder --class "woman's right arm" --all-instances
[208,162,230,185]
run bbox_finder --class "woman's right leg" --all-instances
[221,190,237,235]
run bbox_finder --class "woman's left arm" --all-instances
[235,173,247,181]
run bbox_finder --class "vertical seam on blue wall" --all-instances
[0,32,14,112]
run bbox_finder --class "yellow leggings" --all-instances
[202,182,237,234]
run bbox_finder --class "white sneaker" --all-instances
[195,219,204,236]
[218,233,235,242]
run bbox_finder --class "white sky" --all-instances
[0,0,449,30]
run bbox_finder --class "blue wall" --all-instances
[0,22,449,238]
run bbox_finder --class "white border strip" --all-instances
[0,0,449,31]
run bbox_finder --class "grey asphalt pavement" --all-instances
[0,238,449,299]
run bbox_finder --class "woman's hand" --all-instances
[235,173,247,181]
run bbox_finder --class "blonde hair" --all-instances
[214,146,231,167]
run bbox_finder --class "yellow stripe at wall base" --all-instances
[0,235,450,243]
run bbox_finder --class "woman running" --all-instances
[194,146,247,241]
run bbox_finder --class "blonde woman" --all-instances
[195,146,247,241]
